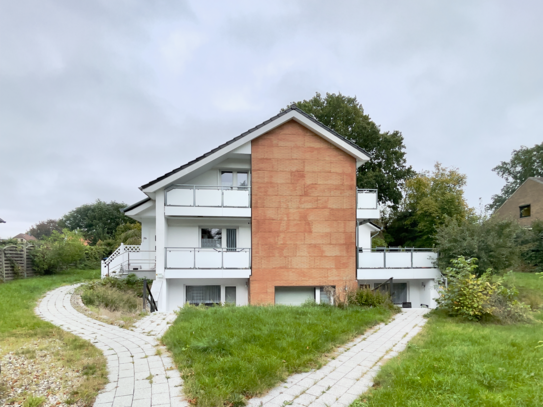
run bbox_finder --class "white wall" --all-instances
[166,218,251,248]
[140,218,156,251]
[356,279,438,308]
[166,278,249,311]
[358,223,376,249]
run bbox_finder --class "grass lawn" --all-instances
[163,303,396,407]
[352,272,543,407]
[0,269,107,407]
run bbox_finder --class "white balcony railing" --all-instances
[165,247,251,269]
[165,185,251,208]
[101,244,156,277]
[358,248,437,269]
[357,189,378,209]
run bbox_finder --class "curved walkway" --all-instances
[35,284,188,407]
[247,308,429,407]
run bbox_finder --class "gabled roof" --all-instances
[531,177,543,185]
[13,233,37,241]
[122,197,151,213]
[0,218,5,223]
[140,105,371,192]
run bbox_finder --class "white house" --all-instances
[102,106,441,311]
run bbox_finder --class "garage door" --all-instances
[275,287,315,305]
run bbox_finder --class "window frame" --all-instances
[219,170,251,189]
[519,204,531,218]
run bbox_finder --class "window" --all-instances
[186,286,221,305]
[378,283,408,304]
[221,171,233,187]
[520,204,531,218]
[225,287,236,304]
[359,284,371,290]
[226,228,237,251]
[201,228,222,248]
[220,171,249,189]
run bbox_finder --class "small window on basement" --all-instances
[520,205,531,218]
[201,228,222,248]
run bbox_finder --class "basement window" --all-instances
[520,205,531,218]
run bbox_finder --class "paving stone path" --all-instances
[35,284,188,407]
[36,285,428,407]
[247,308,429,407]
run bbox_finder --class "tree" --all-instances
[59,200,136,245]
[488,142,543,211]
[434,217,522,274]
[385,163,471,247]
[26,219,62,239]
[293,93,414,208]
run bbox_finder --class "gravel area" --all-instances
[0,339,86,407]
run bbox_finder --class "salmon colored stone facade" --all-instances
[250,120,358,304]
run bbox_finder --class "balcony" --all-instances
[357,189,380,219]
[165,247,251,279]
[101,244,156,279]
[165,185,251,217]
[357,248,440,280]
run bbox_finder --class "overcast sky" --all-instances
[1,0,542,238]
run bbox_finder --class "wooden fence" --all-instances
[0,244,36,282]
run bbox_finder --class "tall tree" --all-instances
[293,93,414,208]
[488,142,543,211]
[385,163,471,247]
[26,219,62,239]
[59,200,136,245]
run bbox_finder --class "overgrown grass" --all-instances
[163,303,396,406]
[0,269,107,406]
[352,272,543,406]
[78,274,150,328]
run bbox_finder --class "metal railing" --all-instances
[358,247,437,269]
[165,185,251,208]
[102,245,156,277]
[143,278,158,312]
[165,247,251,269]
[357,189,378,209]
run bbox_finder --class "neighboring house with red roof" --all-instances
[13,233,38,243]
[493,177,543,227]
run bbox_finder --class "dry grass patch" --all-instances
[0,269,107,407]
[76,275,151,329]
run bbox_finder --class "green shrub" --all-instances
[31,230,98,274]
[437,256,531,323]
[517,220,543,272]
[347,287,395,309]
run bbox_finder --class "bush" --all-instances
[435,218,522,275]
[31,230,91,274]
[517,220,543,272]
[437,256,531,323]
[347,287,395,309]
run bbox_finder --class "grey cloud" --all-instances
[1,0,542,237]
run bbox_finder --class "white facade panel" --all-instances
[223,189,250,207]
[357,191,378,209]
[165,206,251,217]
[357,208,380,219]
[196,188,222,206]
[165,278,249,311]
[167,189,193,206]
[165,269,251,279]
[357,268,441,280]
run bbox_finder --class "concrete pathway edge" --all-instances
[35,284,188,407]
[247,308,430,407]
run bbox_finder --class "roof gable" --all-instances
[140,105,371,193]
